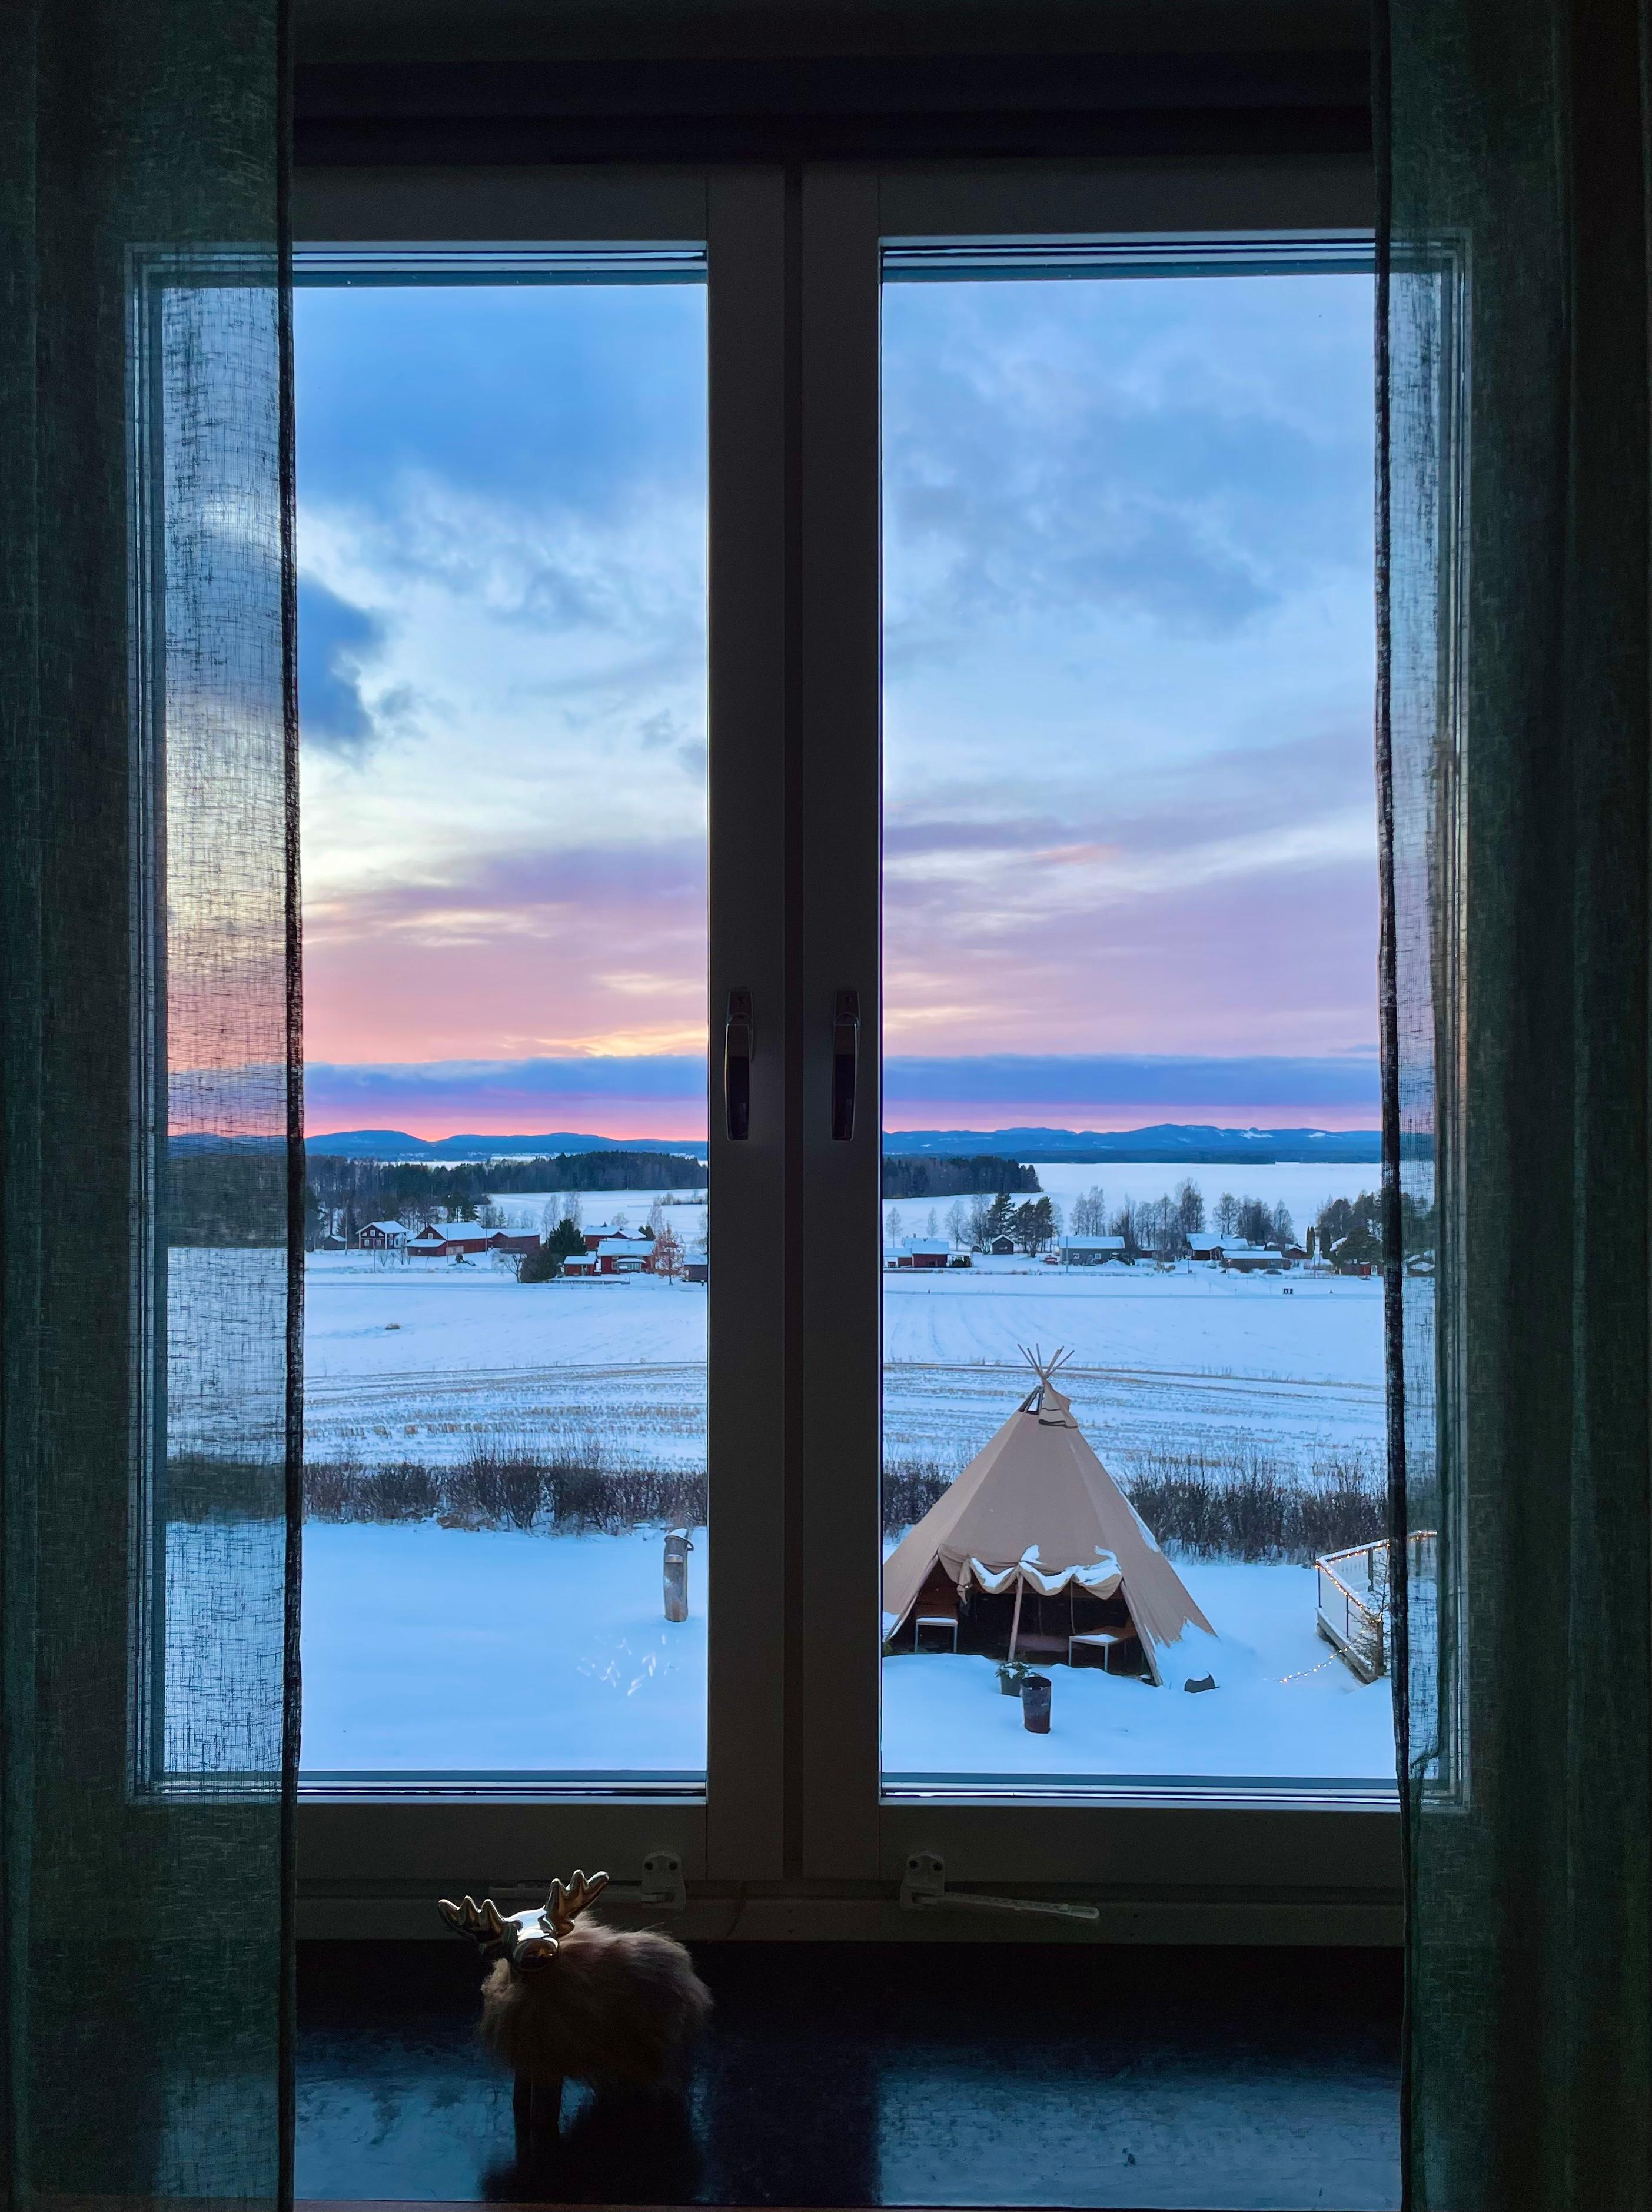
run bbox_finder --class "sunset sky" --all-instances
[295,268,1376,1140]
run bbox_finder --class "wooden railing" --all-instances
[1314,1532,1437,1682]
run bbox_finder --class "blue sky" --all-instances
[297,269,1376,1137]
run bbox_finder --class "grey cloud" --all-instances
[298,576,388,759]
[882,284,1371,666]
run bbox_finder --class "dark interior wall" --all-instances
[292,0,1372,166]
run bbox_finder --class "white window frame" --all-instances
[291,155,1404,1943]
[290,162,789,1915]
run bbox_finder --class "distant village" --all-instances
[314,1177,1424,1282]
[873,1183,1420,1276]
[322,1198,711,1284]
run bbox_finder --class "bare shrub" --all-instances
[879,1436,1387,1562]
[451,1446,547,1531]
[881,1458,958,1535]
[1116,1439,1385,1562]
[303,1435,706,1536]
[358,1460,443,1521]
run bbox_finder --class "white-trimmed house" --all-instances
[580,1221,653,1253]
[357,1219,408,1250]
[407,1221,542,1261]
[894,1237,952,1270]
[1218,1240,1287,1273]
[1055,1233,1126,1266]
[594,1236,652,1275]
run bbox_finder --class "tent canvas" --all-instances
[881,1349,1215,1685]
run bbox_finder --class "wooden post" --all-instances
[1008,1574,1025,1660]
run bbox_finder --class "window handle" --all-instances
[724,988,753,1141]
[831,989,860,1142]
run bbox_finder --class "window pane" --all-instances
[296,271,709,1781]
[879,264,1388,1788]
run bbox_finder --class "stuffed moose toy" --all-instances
[439,1871,712,2140]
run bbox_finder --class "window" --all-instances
[877,245,1388,1795]
[291,162,1408,1918]
[294,250,711,1789]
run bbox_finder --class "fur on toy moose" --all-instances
[439,1871,712,2144]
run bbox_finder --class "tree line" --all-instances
[887,1175,1436,1267]
[880,1156,1041,1199]
[1310,1188,1434,1267]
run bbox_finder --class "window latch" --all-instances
[831,989,860,1142]
[724,987,753,1140]
[899,1851,1100,1925]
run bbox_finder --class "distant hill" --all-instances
[306,1129,707,1162]
[881,1124,1384,1164]
[303,1121,1384,1167]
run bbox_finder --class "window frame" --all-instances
[793,155,1398,1893]
[290,154,1405,1938]
[289,163,789,1895]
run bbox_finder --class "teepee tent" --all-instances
[882,1349,1214,1685]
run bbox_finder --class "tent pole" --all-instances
[1008,1575,1025,1661]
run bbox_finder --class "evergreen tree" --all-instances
[1012,1198,1055,1253]
[983,1191,1016,1244]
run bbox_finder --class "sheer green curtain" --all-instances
[1378,0,1651,2203]
[1,2,299,2205]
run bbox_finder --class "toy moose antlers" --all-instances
[439,1870,712,2144]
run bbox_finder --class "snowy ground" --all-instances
[289,1159,1391,1781]
[300,1522,709,1774]
[880,1557,1392,1781]
[291,1522,1392,1779]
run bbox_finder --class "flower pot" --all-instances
[1019,1672,1052,1734]
[996,1663,1025,1697]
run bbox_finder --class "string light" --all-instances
[1277,1652,1338,1686]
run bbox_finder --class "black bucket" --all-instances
[1020,1672,1052,1734]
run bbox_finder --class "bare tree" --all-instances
[652,1224,686,1283]
[1071,1185,1107,1235]
[1215,1192,1239,1236]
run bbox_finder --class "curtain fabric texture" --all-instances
[1378,0,1652,2203]
[1,2,299,2205]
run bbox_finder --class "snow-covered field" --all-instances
[301,1245,1383,1475]
[300,1522,708,1774]
[292,1161,1391,1781]
[292,1522,1391,1779]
